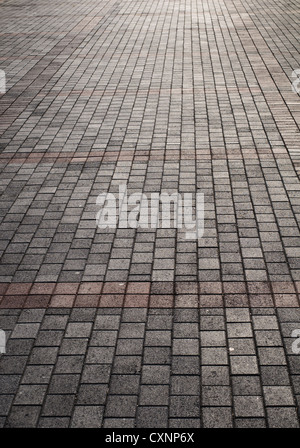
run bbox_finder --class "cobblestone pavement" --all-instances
[0,0,300,428]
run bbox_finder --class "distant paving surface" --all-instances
[0,0,300,428]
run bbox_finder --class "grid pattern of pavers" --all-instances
[1,306,300,428]
[1,158,300,285]
[0,0,300,428]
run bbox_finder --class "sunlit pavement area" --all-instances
[0,0,300,428]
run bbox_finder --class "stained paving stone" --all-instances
[201,366,230,386]
[202,386,231,407]
[0,0,300,429]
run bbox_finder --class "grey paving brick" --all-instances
[227,323,253,338]
[136,407,168,428]
[263,386,294,406]
[228,339,256,355]
[86,347,115,364]
[22,365,53,384]
[29,347,59,365]
[65,322,92,338]
[105,395,138,418]
[230,356,259,375]
[235,418,266,428]
[5,406,41,428]
[0,356,28,375]
[139,385,169,406]
[252,316,279,330]
[0,395,14,415]
[202,386,231,406]
[169,418,201,428]
[77,384,108,405]
[201,366,230,385]
[232,376,261,395]
[118,323,145,339]
[94,315,121,330]
[171,376,200,395]
[200,316,225,331]
[234,396,265,418]
[103,418,135,428]
[202,348,228,365]
[255,330,282,346]
[145,331,171,347]
[267,407,299,428]
[38,417,70,428]
[257,347,287,365]
[116,339,143,356]
[41,315,69,330]
[200,331,226,346]
[59,339,88,355]
[141,365,170,384]
[143,347,171,365]
[14,385,47,405]
[18,309,45,323]
[71,406,104,428]
[11,323,40,339]
[172,339,199,355]
[48,375,80,394]
[82,364,111,384]
[202,407,233,428]
[170,396,200,418]
[260,366,290,386]
[0,375,21,394]
[54,356,84,374]
[42,395,75,417]
[112,356,142,375]
[109,375,140,395]
[35,330,64,347]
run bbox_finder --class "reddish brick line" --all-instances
[0,281,299,309]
